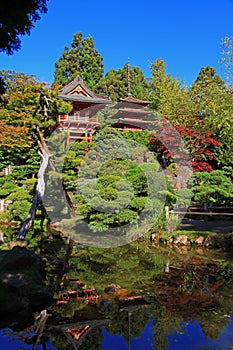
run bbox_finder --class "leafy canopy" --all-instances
[0,0,48,54]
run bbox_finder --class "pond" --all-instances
[0,230,233,350]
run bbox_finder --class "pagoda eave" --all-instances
[58,94,110,105]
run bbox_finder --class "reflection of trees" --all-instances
[53,300,87,319]
[199,310,229,340]
[153,259,225,320]
[103,305,151,346]
[106,308,129,340]
[68,243,166,293]
[148,258,233,348]
[37,233,73,291]
[47,328,70,350]
[129,308,151,339]
[36,233,233,349]
[79,327,103,350]
[150,306,182,350]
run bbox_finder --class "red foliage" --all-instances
[149,122,221,172]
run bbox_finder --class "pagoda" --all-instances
[57,75,111,142]
[107,95,152,131]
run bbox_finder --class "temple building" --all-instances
[57,75,152,143]
[57,75,111,142]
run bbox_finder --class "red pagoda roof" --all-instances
[120,95,151,105]
[113,95,151,111]
[58,75,111,105]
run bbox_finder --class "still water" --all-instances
[0,235,233,350]
[1,317,233,349]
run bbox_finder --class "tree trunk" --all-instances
[17,126,76,240]
[36,126,75,217]
[17,143,50,240]
[33,309,50,350]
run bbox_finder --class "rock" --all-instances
[2,246,37,270]
[0,273,32,290]
[204,233,219,248]
[0,296,30,314]
[174,245,188,255]
[195,235,205,246]
[173,235,189,246]
[0,246,53,329]
[6,240,28,249]
[195,247,204,255]
[28,287,54,311]
[104,284,122,294]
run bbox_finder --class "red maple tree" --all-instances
[149,121,221,172]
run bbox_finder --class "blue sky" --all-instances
[0,0,233,87]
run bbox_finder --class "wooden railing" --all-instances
[58,114,98,123]
[167,206,233,217]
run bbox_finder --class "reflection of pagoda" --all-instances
[108,95,152,131]
[57,75,111,142]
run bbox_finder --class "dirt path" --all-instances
[181,219,233,233]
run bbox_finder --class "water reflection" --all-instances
[80,317,233,350]
[99,317,233,350]
[0,231,233,349]
[1,315,233,350]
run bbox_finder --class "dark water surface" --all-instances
[0,233,233,350]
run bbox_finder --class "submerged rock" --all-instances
[0,246,53,329]
[2,246,37,270]
[0,272,32,290]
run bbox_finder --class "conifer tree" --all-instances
[53,32,104,93]
[104,63,149,101]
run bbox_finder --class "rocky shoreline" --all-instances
[151,232,233,250]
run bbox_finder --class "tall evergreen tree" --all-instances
[53,32,104,93]
[104,63,149,101]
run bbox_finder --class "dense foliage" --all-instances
[104,63,149,101]
[53,32,104,93]
[0,32,232,232]
[0,0,48,54]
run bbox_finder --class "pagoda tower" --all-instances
[107,95,152,131]
[107,62,152,131]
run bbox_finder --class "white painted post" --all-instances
[0,200,4,212]
[165,206,170,220]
